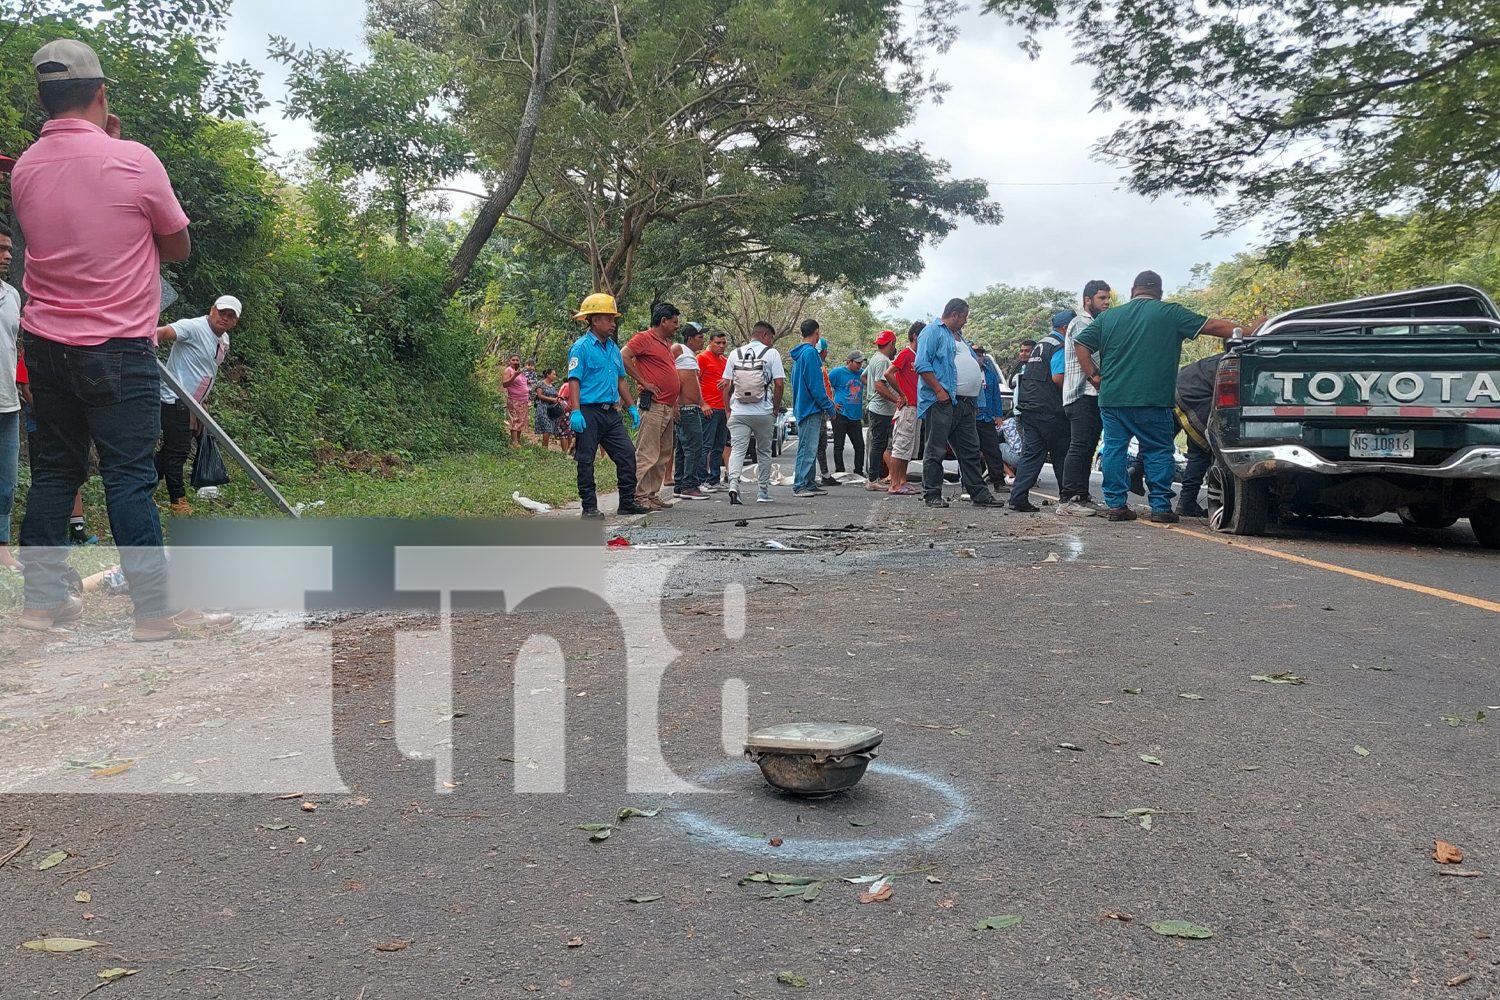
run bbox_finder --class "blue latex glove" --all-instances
[629,405,641,429]
[569,409,586,433]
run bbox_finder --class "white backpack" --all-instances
[730,344,773,404]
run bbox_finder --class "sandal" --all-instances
[887,484,920,496]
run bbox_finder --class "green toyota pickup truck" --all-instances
[1206,284,1500,547]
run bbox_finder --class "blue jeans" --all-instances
[795,413,823,491]
[18,334,169,619]
[0,409,18,545]
[1101,406,1177,513]
[703,407,728,482]
[672,405,704,492]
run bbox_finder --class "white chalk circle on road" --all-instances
[665,760,970,864]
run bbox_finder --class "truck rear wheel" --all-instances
[1398,505,1459,530]
[1471,502,1500,549]
[1207,463,1270,536]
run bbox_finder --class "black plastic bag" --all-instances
[191,430,231,489]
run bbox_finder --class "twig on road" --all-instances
[756,577,799,592]
[0,830,33,868]
[894,718,959,730]
[706,513,801,525]
[60,859,114,886]
[1299,708,1396,725]
[1088,726,1128,746]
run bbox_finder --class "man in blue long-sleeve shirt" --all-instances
[914,299,1004,509]
[790,319,835,496]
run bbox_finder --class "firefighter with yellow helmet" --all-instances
[567,294,651,518]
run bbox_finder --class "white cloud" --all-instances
[879,9,1253,317]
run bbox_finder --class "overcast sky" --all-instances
[220,1,1254,319]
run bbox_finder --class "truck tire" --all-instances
[1207,463,1269,536]
[1471,502,1500,549]
[1398,505,1459,530]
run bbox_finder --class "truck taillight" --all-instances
[1215,357,1240,409]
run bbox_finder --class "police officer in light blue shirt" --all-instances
[566,293,651,519]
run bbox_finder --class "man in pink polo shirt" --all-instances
[12,39,232,641]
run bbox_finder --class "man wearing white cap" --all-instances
[154,295,240,514]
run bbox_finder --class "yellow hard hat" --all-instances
[574,292,621,321]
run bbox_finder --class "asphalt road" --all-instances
[2,458,1498,999]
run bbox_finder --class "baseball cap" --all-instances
[817,338,828,353]
[1051,309,1076,329]
[1132,270,1164,292]
[214,295,243,315]
[33,39,114,83]
[875,330,896,346]
[846,350,864,364]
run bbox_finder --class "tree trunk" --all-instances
[443,0,561,296]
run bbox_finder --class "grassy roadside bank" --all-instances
[1,448,611,612]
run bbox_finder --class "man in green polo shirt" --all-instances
[1074,270,1252,523]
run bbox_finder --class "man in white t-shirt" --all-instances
[154,294,240,514]
[716,320,786,505]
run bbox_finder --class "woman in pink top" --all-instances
[501,353,530,447]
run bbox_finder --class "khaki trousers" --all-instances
[634,403,678,501]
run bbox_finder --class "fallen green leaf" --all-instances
[740,872,820,886]
[200,718,228,729]
[1122,688,1142,695]
[1139,814,1153,831]
[973,915,1022,931]
[161,772,196,785]
[1057,743,1084,752]
[97,969,138,980]
[765,883,816,899]
[618,806,661,821]
[1138,755,1163,766]
[1353,745,1369,757]
[736,831,769,839]
[1095,811,1126,819]
[801,882,821,901]
[1441,715,1464,727]
[577,823,613,832]
[21,937,99,952]
[626,894,662,903]
[777,971,809,987]
[1250,672,1308,685]
[1124,808,1155,816]
[1150,920,1213,939]
[848,818,875,827]
[1178,692,1204,700]
[950,728,972,737]
[36,851,68,871]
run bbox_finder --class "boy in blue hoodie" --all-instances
[790,319,835,496]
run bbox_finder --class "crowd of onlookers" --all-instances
[554,271,1257,519]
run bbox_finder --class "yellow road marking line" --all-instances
[1027,488,1500,613]
[1143,521,1500,615]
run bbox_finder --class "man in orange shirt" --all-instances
[621,302,682,509]
[697,329,729,488]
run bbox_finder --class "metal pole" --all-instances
[157,362,300,518]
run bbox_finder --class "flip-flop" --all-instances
[887,485,920,496]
